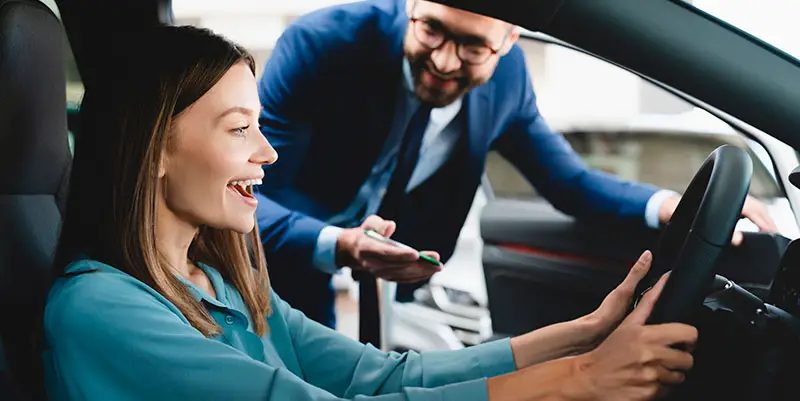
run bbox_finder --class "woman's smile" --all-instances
[226,178,261,208]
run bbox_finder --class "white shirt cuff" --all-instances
[645,189,680,229]
[312,225,345,274]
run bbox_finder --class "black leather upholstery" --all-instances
[0,0,71,399]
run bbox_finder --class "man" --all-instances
[254,0,777,331]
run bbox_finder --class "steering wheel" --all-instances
[643,145,753,325]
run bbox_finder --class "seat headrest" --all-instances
[0,0,70,195]
[0,1,70,399]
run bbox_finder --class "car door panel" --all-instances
[481,199,661,264]
[483,245,622,337]
[482,199,790,337]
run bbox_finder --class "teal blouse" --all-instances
[43,259,516,400]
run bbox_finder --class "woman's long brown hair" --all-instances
[56,26,270,337]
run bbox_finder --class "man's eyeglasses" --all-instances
[409,3,510,65]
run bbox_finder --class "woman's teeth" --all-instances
[230,178,262,188]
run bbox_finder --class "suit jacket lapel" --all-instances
[356,6,408,179]
[465,82,495,178]
[382,0,409,72]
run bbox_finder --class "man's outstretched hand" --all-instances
[335,215,441,283]
[658,194,778,246]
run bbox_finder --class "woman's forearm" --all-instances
[509,316,601,370]
[487,356,588,401]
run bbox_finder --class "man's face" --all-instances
[404,0,518,107]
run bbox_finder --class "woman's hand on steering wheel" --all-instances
[566,272,698,401]
[583,251,656,348]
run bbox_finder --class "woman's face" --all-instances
[158,61,276,234]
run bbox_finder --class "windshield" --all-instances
[684,0,800,61]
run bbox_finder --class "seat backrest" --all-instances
[0,0,71,399]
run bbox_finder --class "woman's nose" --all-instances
[252,133,278,166]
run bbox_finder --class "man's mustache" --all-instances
[416,62,467,83]
[408,54,462,78]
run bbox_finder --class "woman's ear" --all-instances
[158,153,168,179]
[159,126,176,179]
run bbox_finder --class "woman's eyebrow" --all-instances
[217,106,254,120]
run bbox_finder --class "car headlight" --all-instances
[440,286,480,307]
[413,284,485,320]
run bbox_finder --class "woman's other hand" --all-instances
[488,258,695,401]
[507,251,657,370]
[582,250,656,348]
[567,273,698,400]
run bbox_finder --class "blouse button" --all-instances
[224,315,235,325]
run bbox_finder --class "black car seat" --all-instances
[0,0,71,399]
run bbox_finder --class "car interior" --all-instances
[3,0,800,400]
[0,0,71,400]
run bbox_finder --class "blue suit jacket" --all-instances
[255,0,658,271]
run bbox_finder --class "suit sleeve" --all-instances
[272,291,516,400]
[493,62,659,225]
[254,23,332,270]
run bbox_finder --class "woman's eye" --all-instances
[232,125,250,136]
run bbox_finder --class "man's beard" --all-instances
[407,53,481,108]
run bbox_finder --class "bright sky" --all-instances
[691,0,800,59]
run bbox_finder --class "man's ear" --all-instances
[498,25,521,56]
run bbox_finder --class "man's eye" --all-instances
[421,22,443,37]
[232,125,250,136]
[463,45,488,57]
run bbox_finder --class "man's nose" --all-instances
[430,40,461,74]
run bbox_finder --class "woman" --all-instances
[44,26,696,400]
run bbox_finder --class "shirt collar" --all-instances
[402,57,415,94]
[65,257,231,310]
[175,263,229,309]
